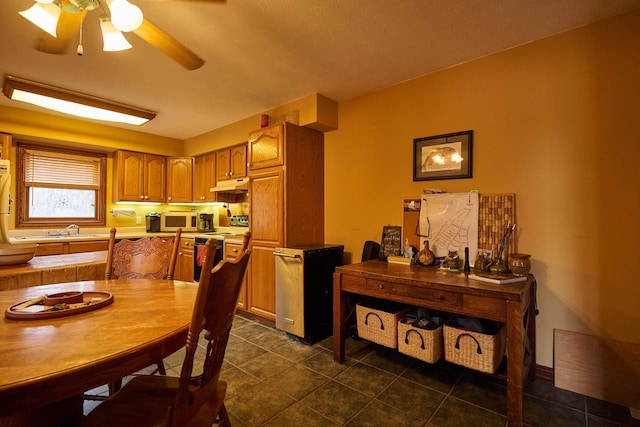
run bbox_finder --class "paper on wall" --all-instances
[420,192,479,264]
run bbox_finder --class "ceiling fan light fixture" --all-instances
[100,15,132,51]
[3,76,156,126]
[19,1,62,38]
[108,0,143,32]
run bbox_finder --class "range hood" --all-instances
[210,177,250,193]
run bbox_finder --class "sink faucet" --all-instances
[48,224,80,236]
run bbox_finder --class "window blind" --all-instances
[24,149,101,189]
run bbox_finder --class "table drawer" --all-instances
[366,279,462,310]
[462,295,507,320]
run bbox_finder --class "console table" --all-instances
[333,261,536,427]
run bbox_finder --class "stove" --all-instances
[229,215,249,227]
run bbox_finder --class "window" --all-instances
[16,143,107,227]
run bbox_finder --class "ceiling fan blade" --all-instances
[143,0,225,2]
[33,8,86,55]
[133,19,205,70]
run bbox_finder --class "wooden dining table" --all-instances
[0,279,198,425]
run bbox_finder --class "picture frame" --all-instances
[413,130,473,181]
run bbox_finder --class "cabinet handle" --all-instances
[232,248,238,253]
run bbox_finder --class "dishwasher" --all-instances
[274,244,344,344]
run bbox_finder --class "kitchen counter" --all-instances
[7,227,249,244]
[0,251,107,291]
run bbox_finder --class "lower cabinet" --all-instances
[36,241,109,256]
[225,240,248,310]
[247,244,276,321]
[175,237,194,282]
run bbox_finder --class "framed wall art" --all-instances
[413,130,473,181]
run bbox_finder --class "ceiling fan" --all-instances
[19,0,224,70]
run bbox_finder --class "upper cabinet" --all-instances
[166,157,193,203]
[216,144,247,182]
[193,152,216,202]
[113,150,166,203]
[248,125,284,173]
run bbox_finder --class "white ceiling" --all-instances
[1,0,639,140]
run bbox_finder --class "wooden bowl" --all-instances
[0,243,38,265]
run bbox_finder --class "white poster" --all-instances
[420,192,479,265]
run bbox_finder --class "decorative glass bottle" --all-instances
[489,256,508,273]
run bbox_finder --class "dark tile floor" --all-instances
[85,315,639,426]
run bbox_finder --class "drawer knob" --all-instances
[438,295,445,301]
[378,284,384,289]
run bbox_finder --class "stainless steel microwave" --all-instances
[160,212,198,232]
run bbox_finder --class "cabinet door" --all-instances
[115,150,145,202]
[249,171,283,246]
[166,157,193,203]
[144,154,167,202]
[68,241,109,253]
[248,125,284,173]
[215,149,231,181]
[194,153,215,202]
[176,238,194,282]
[230,144,247,178]
[225,241,248,310]
[248,244,276,320]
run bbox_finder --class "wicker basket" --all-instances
[443,323,506,373]
[356,299,411,348]
[397,319,443,363]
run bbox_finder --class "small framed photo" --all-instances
[413,130,473,181]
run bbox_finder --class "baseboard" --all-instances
[534,364,554,382]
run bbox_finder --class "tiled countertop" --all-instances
[0,251,108,291]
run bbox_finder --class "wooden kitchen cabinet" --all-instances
[35,241,109,256]
[166,157,193,203]
[248,124,284,172]
[225,240,248,310]
[113,150,166,203]
[215,144,247,182]
[175,237,194,282]
[245,122,324,323]
[193,152,216,202]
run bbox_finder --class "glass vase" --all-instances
[488,256,508,273]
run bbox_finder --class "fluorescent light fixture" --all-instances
[3,76,156,126]
[19,1,61,37]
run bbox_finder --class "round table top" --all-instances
[0,279,197,415]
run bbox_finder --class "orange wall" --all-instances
[1,10,638,369]
[324,10,640,367]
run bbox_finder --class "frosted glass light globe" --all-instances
[110,0,143,32]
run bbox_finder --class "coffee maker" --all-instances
[198,213,214,232]
[145,212,161,232]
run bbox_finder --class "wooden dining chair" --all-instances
[101,227,182,395]
[81,231,251,427]
[104,227,181,280]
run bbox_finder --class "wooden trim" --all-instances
[535,364,554,383]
